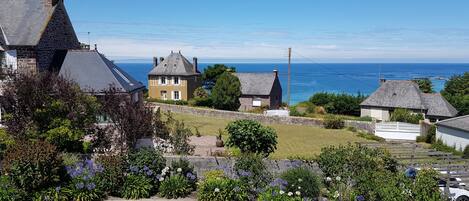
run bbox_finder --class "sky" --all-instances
[65,0,469,63]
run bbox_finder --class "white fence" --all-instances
[375,122,421,141]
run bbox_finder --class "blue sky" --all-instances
[66,0,469,63]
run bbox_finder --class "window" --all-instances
[161,90,167,100]
[173,91,180,100]
[174,77,180,85]
[160,76,167,85]
[252,98,262,107]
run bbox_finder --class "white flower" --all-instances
[326,177,332,182]
[159,177,164,182]
[335,176,341,181]
[279,190,285,195]
[295,191,301,196]
[298,186,302,189]
[333,191,339,198]
[177,168,182,172]
[214,188,220,193]
[161,172,166,176]
[288,192,293,196]
[298,178,303,182]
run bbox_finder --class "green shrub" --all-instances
[412,169,444,201]
[65,159,105,201]
[95,154,126,196]
[33,186,69,201]
[61,152,81,167]
[211,72,241,111]
[390,108,424,124]
[188,97,212,107]
[197,178,248,201]
[171,158,198,188]
[464,146,469,159]
[203,170,226,181]
[2,140,64,193]
[0,129,14,160]
[357,132,385,142]
[257,186,303,201]
[0,176,26,201]
[127,148,166,183]
[289,106,305,117]
[280,167,321,198]
[356,116,373,122]
[120,174,153,199]
[159,175,193,199]
[426,125,436,144]
[309,92,366,116]
[226,120,278,156]
[147,98,188,105]
[323,115,345,129]
[194,87,209,98]
[431,139,462,155]
[234,153,271,195]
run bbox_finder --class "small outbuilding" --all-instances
[235,70,282,111]
[435,115,469,151]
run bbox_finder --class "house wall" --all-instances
[148,75,201,101]
[361,107,390,121]
[15,47,38,74]
[436,126,469,151]
[239,95,270,111]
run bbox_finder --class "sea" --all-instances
[118,63,469,104]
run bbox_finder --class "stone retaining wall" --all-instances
[150,102,375,133]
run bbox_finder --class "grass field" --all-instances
[172,113,370,159]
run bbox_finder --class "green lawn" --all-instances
[172,113,370,159]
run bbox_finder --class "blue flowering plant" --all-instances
[65,159,105,201]
[126,148,166,188]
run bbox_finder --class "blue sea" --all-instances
[119,63,469,104]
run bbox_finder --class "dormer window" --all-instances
[160,76,167,85]
[174,77,180,85]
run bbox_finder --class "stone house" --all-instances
[435,115,469,151]
[360,80,458,122]
[57,50,145,103]
[235,70,282,111]
[148,51,201,101]
[0,0,81,74]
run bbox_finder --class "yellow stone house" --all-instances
[148,51,201,101]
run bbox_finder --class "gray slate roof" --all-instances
[148,52,200,76]
[421,93,459,117]
[59,50,144,93]
[361,80,458,117]
[235,73,278,95]
[0,0,57,46]
[436,115,469,132]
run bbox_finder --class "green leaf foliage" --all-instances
[211,72,241,111]
[120,174,153,199]
[308,92,367,116]
[413,78,434,93]
[159,175,193,199]
[201,64,236,89]
[234,153,271,196]
[323,115,345,129]
[197,178,248,201]
[390,108,424,124]
[442,72,469,115]
[226,120,278,156]
[280,167,321,198]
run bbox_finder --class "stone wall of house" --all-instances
[239,95,270,111]
[165,155,321,178]
[16,47,38,74]
[36,2,80,71]
[151,102,375,133]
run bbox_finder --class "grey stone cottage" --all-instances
[360,80,458,122]
[0,0,81,73]
[235,70,282,111]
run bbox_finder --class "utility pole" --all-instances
[287,47,292,106]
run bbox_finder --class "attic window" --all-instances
[113,68,134,86]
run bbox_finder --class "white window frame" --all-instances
[172,91,181,100]
[161,90,168,100]
[160,76,167,85]
[252,98,262,107]
[173,76,180,85]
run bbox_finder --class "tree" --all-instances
[442,72,469,115]
[413,78,434,93]
[201,64,235,90]
[100,87,169,153]
[211,72,241,111]
[225,119,278,156]
[390,108,424,124]
[308,92,366,116]
[1,73,99,152]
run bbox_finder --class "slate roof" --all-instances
[436,115,469,132]
[148,52,200,76]
[235,73,278,96]
[361,80,458,118]
[59,50,145,93]
[421,93,459,117]
[0,0,57,46]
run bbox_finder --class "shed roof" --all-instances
[235,73,278,96]
[148,52,200,76]
[436,115,469,132]
[0,0,57,46]
[59,50,144,93]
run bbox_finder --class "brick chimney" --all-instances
[153,57,158,67]
[193,57,198,72]
[44,0,60,8]
[273,69,278,77]
[159,57,164,63]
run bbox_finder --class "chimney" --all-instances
[159,57,164,63]
[193,57,198,72]
[379,78,386,85]
[94,44,98,51]
[273,69,278,77]
[153,57,158,67]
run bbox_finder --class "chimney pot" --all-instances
[159,57,164,62]
[153,57,158,67]
[94,44,98,51]
[380,78,386,85]
[193,57,198,73]
[273,69,278,77]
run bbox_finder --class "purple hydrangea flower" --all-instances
[86,183,96,191]
[146,170,154,176]
[356,195,365,201]
[130,166,139,173]
[55,186,61,192]
[76,183,84,190]
[238,170,252,177]
[143,165,150,171]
